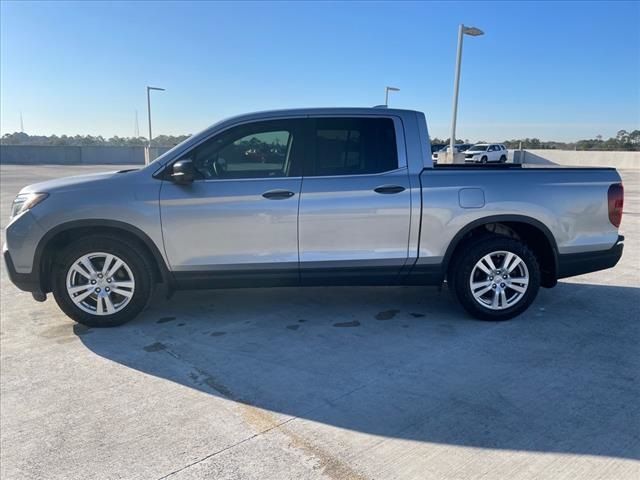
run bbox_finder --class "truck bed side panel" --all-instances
[416,168,622,266]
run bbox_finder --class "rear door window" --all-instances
[310,118,398,176]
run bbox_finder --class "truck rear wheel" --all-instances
[449,236,540,321]
[51,235,154,327]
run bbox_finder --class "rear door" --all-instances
[159,119,305,285]
[298,116,412,284]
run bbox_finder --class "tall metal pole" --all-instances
[147,86,152,148]
[449,24,464,160]
[145,86,165,164]
[384,86,400,107]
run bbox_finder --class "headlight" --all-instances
[10,193,49,219]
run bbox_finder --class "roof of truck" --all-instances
[218,107,421,122]
[151,107,425,168]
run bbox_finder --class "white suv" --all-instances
[464,144,508,163]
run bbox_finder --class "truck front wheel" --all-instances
[449,236,541,321]
[51,235,154,327]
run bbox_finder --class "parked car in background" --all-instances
[430,143,446,155]
[4,108,624,327]
[465,144,508,163]
[432,143,473,162]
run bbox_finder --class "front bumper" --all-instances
[557,236,624,279]
[3,246,43,296]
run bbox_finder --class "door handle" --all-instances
[374,185,406,194]
[262,189,295,200]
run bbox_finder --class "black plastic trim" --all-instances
[3,250,43,295]
[441,214,560,277]
[301,266,404,286]
[33,219,173,292]
[398,264,444,286]
[172,265,422,289]
[173,269,299,289]
[436,163,522,169]
[557,240,624,279]
[432,165,616,171]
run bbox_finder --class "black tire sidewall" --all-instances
[51,236,153,327]
[452,236,541,321]
[481,156,488,163]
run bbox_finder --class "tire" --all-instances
[449,236,540,321]
[481,156,488,164]
[500,155,507,163]
[51,235,154,327]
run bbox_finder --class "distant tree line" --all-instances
[0,132,191,147]
[2,129,639,151]
[431,129,640,151]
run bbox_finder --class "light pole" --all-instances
[385,86,400,106]
[146,86,165,162]
[449,24,483,162]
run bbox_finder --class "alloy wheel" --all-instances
[65,252,135,315]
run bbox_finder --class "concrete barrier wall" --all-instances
[0,145,82,165]
[2,144,638,169]
[520,149,640,169]
[0,145,171,165]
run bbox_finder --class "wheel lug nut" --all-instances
[492,284,497,289]
[489,276,493,281]
[91,280,96,284]
[95,288,101,292]
[106,287,110,292]
[107,278,112,283]
[503,275,507,279]
[501,283,506,288]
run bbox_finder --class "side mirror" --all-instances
[171,159,195,184]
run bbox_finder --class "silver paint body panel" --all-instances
[298,168,412,273]
[417,168,621,266]
[160,177,302,271]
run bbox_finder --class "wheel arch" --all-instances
[35,219,172,293]
[443,215,559,288]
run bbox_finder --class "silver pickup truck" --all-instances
[4,108,625,327]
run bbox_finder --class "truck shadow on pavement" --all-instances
[77,281,640,460]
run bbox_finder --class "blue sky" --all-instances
[1,0,639,141]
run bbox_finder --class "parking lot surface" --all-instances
[1,164,639,480]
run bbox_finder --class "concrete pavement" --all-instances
[1,164,639,479]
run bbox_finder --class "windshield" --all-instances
[469,145,489,151]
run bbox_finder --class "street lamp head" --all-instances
[147,86,166,91]
[386,86,400,92]
[462,26,484,37]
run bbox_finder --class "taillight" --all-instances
[608,183,624,227]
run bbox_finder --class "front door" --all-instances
[160,119,305,286]
[298,116,412,284]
